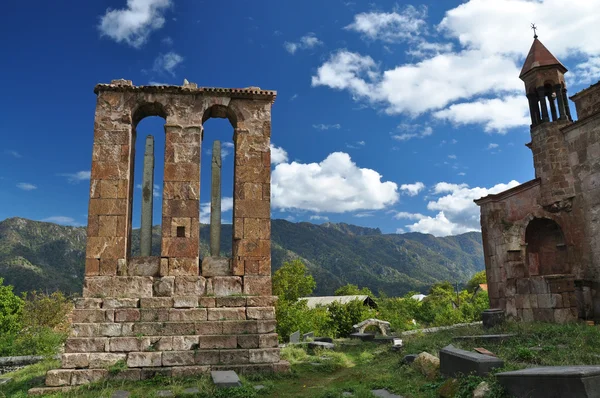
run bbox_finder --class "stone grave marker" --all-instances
[290,331,300,344]
[212,370,242,388]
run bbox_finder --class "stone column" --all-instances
[562,88,573,121]
[526,93,540,126]
[548,92,558,122]
[210,140,222,257]
[140,135,154,257]
[537,87,550,123]
[85,91,131,280]
[161,124,202,276]
[555,84,567,120]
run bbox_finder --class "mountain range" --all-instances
[0,217,484,297]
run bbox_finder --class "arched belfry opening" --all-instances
[525,218,568,276]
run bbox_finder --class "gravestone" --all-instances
[439,345,504,377]
[302,332,314,341]
[371,389,404,398]
[482,308,505,329]
[496,366,600,398]
[308,341,335,350]
[212,370,242,388]
[349,332,375,341]
[290,331,300,344]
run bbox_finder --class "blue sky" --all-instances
[1,0,599,236]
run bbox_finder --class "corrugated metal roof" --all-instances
[299,295,369,309]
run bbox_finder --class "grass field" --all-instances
[3,321,600,398]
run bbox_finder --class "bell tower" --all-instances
[520,30,572,127]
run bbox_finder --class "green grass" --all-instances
[3,321,600,397]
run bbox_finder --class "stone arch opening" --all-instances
[525,217,568,276]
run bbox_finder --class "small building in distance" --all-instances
[299,295,378,309]
[475,35,600,323]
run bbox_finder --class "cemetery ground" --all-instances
[3,321,600,397]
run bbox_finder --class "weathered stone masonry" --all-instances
[39,80,288,390]
[475,38,600,324]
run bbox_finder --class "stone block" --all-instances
[107,369,141,381]
[166,308,204,323]
[29,387,74,395]
[127,257,160,276]
[201,257,231,277]
[103,298,139,308]
[173,296,198,308]
[74,298,103,309]
[115,309,141,322]
[162,351,195,366]
[162,237,199,257]
[196,321,224,335]
[109,337,141,352]
[247,307,275,320]
[61,353,90,369]
[249,348,279,364]
[216,297,247,307]
[89,353,127,368]
[211,370,242,388]
[237,335,260,349]
[538,294,552,309]
[195,350,221,365]
[98,323,123,337]
[530,278,549,294]
[533,308,555,322]
[168,258,199,276]
[140,367,172,380]
[273,360,291,373]
[174,276,206,296]
[171,366,210,378]
[140,308,169,322]
[555,308,577,323]
[223,320,258,334]
[133,322,164,336]
[161,322,195,336]
[127,352,162,367]
[72,309,107,323]
[243,276,272,295]
[199,335,237,349]
[141,336,173,352]
[71,369,108,385]
[72,324,99,337]
[257,320,277,334]
[172,336,199,351]
[46,370,72,387]
[153,277,175,297]
[259,334,279,348]
[440,345,504,377]
[140,297,173,308]
[220,349,249,365]
[84,276,153,298]
[65,338,108,353]
[497,366,600,398]
[199,297,216,308]
[517,279,530,294]
[247,296,277,307]
[211,276,242,296]
[208,308,246,321]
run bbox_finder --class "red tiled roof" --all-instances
[519,38,567,78]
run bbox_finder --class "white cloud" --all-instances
[200,197,234,224]
[290,94,299,101]
[98,0,171,48]
[59,171,91,183]
[42,216,80,226]
[270,144,288,165]
[271,152,398,213]
[400,182,425,196]
[392,125,433,141]
[148,81,168,86]
[17,183,37,191]
[284,33,323,54]
[433,95,530,133]
[310,215,329,221]
[136,183,161,197]
[402,180,520,236]
[344,6,427,43]
[354,212,374,218]
[396,227,405,234]
[5,150,22,158]
[314,0,600,131]
[487,143,499,150]
[448,154,457,160]
[393,211,426,220]
[313,123,341,130]
[153,52,183,76]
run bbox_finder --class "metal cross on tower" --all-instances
[531,23,538,39]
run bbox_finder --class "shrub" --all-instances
[0,277,24,335]
[22,290,73,333]
[326,300,376,338]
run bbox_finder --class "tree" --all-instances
[0,278,24,335]
[467,270,487,292]
[334,284,375,297]
[272,259,316,302]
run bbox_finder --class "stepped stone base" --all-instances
[39,276,285,388]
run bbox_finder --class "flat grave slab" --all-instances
[440,344,504,377]
[349,332,375,341]
[371,388,404,397]
[452,334,516,343]
[211,370,242,388]
[496,366,600,398]
[0,378,11,385]
[308,341,335,350]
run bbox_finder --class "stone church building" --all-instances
[475,37,600,323]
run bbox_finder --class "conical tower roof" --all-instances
[519,38,567,78]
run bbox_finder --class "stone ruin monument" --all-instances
[35,79,288,393]
[475,36,600,323]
